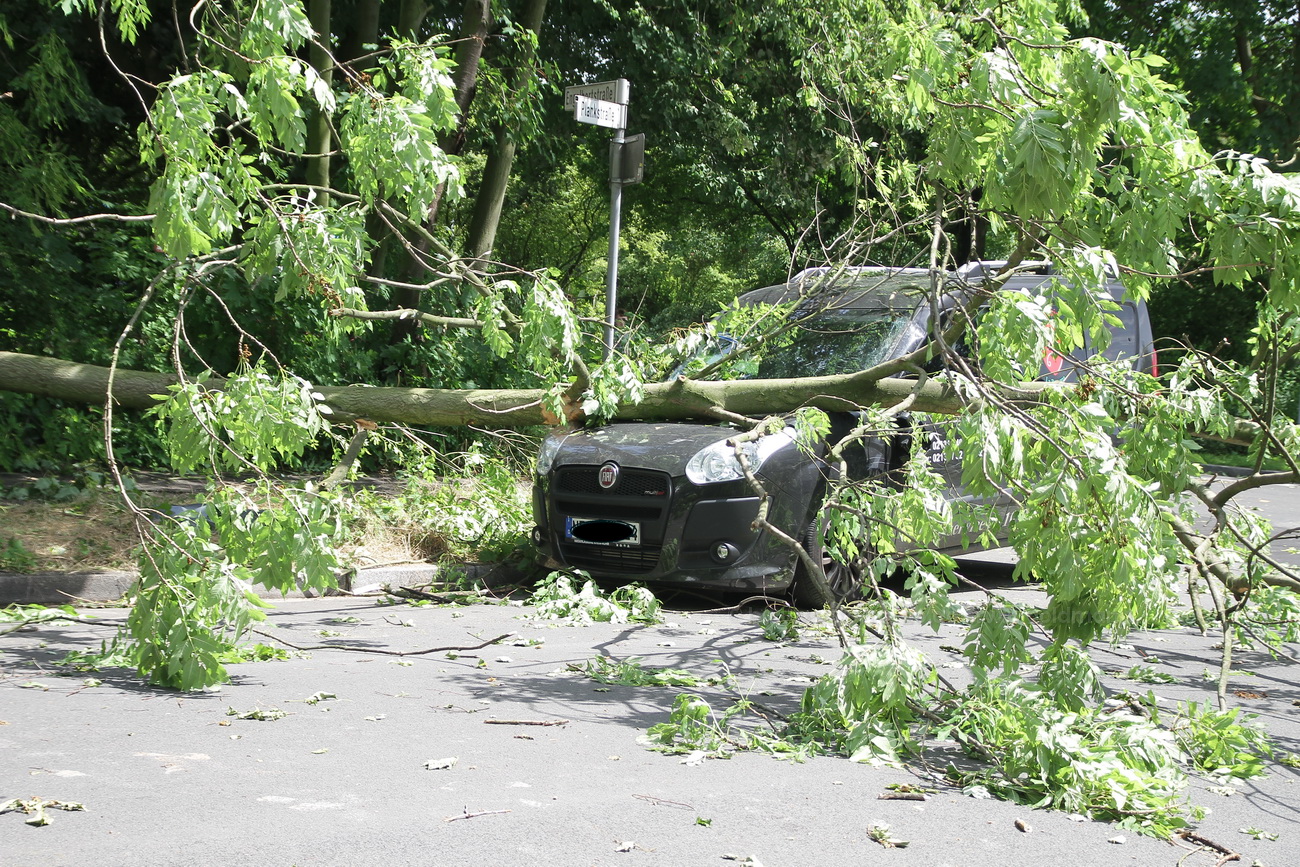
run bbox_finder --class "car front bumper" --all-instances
[533,455,824,593]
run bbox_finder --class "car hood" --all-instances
[547,422,743,475]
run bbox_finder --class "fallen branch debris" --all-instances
[1175,829,1241,865]
[632,794,694,810]
[483,718,570,726]
[250,628,514,656]
[445,808,511,823]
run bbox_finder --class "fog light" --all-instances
[711,541,741,564]
[531,526,545,546]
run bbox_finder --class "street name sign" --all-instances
[564,79,630,112]
[574,95,628,130]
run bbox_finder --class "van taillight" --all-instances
[1150,348,1159,377]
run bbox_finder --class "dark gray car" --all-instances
[530,264,1155,605]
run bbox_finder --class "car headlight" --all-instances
[686,429,794,485]
[536,431,567,476]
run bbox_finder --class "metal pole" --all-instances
[604,127,625,361]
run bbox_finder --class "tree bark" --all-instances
[340,0,381,71]
[305,0,333,206]
[464,0,548,264]
[0,350,1016,428]
[391,0,493,344]
[465,128,518,262]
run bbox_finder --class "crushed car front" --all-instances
[530,267,940,594]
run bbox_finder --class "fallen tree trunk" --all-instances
[0,350,1046,426]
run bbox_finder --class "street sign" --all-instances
[564,79,630,112]
[611,133,645,185]
[574,95,627,130]
[564,78,635,362]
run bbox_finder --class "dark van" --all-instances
[530,263,1156,605]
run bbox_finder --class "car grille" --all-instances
[556,467,668,497]
[558,543,664,574]
[554,500,661,520]
[550,465,672,574]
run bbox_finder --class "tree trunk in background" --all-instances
[465,127,517,262]
[442,0,492,152]
[398,0,429,37]
[340,0,381,71]
[391,0,493,345]
[464,0,548,264]
[305,0,333,206]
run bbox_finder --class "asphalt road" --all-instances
[3,589,1298,867]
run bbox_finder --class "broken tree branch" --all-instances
[249,628,513,656]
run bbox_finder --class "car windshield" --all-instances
[756,312,913,379]
[669,310,915,382]
[668,272,932,382]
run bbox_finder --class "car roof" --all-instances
[737,267,951,315]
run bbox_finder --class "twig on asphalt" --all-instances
[687,595,795,614]
[632,794,694,810]
[387,585,490,605]
[249,627,514,656]
[1175,829,1241,864]
[445,808,511,823]
[483,718,569,726]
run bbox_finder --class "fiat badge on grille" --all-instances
[598,461,620,490]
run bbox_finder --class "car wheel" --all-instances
[791,516,863,608]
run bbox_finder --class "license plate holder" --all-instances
[565,516,642,547]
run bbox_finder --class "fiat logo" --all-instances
[598,462,620,490]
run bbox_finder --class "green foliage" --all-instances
[962,603,1036,678]
[528,573,662,625]
[643,635,1274,837]
[955,386,1183,646]
[340,84,459,217]
[205,484,343,596]
[123,549,255,690]
[0,538,38,572]
[758,608,800,642]
[576,656,704,688]
[345,445,531,563]
[150,363,328,474]
[1167,700,1272,780]
[244,203,370,308]
[1036,641,1106,711]
[946,681,1194,837]
[1,603,83,627]
[114,481,341,690]
[226,706,288,721]
[0,796,86,827]
[1116,665,1177,685]
[1233,585,1300,647]
[55,644,133,673]
[214,642,295,663]
[643,694,748,758]
[785,643,933,765]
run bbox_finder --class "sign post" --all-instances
[566,79,642,361]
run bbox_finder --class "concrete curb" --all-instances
[0,560,530,605]
[0,570,137,605]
